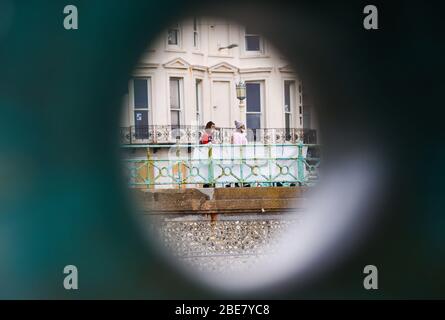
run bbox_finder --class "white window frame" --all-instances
[193,17,200,50]
[284,80,297,129]
[129,77,151,127]
[166,22,182,49]
[242,27,265,56]
[299,81,304,128]
[195,78,203,126]
[169,77,184,128]
[245,81,264,131]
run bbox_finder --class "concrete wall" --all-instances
[133,186,307,214]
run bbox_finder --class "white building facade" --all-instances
[121,17,317,145]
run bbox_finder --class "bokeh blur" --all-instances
[0,0,444,298]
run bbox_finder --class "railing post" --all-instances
[175,140,181,189]
[240,144,244,187]
[146,147,153,189]
[267,143,272,187]
[153,126,157,144]
[208,144,214,186]
[130,126,133,145]
[297,141,305,185]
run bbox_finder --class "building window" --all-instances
[298,82,304,127]
[246,82,262,139]
[167,23,180,46]
[131,78,151,139]
[195,79,202,125]
[193,17,200,49]
[170,77,183,129]
[245,27,262,52]
[284,80,294,140]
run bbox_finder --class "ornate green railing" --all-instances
[122,143,320,188]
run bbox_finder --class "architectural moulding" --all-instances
[278,64,296,73]
[163,57,191,70]
[239,67,273,74]
[208,62,239,74]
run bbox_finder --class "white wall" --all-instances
[122,17,311,130]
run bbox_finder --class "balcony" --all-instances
[120,125,317,145]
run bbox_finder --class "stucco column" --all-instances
[239,99,246,124]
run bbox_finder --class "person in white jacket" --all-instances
[230,120,249,188]
[231,120,247,145]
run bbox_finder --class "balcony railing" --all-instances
[123,143,321,189]
[120,125,317,145]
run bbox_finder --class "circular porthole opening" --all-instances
[119,8,384,294]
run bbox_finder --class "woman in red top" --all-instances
[200,121,216,144]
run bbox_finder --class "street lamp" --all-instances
[218,43,239,51]
[236,80,246,123]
